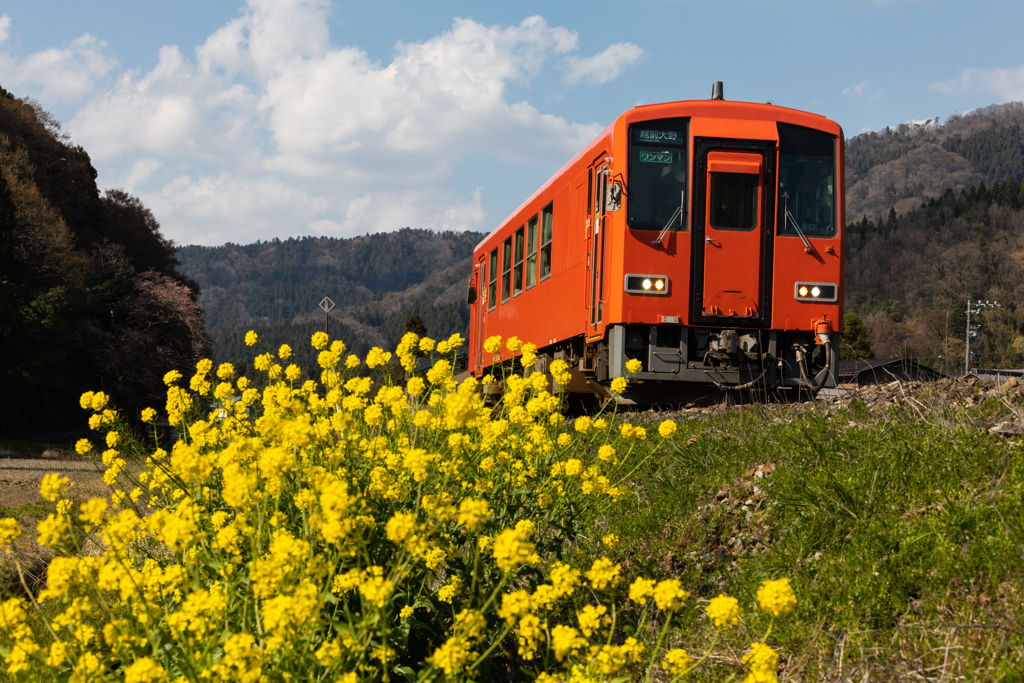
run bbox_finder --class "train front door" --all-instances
[474,255,487,371]
[586,158,609,329]
[700,151,765,318]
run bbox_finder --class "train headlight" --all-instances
[794,282,837,302]
[625,274,669,295]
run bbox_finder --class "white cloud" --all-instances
[843,80,868,97]
[930,66,1024,101]
[842,79,882,101]
[123,158,163,192]
[0,23,118,101]
[2,2,632,244]
[566,42,643,85]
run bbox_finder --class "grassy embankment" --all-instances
[596,380,1024,680]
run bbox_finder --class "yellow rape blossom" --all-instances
[757,577,797,617]
[628,577,656,604]
[550,359,571,386]
[586,557,621,591]
[123,656,168,682]
[457,498,491,531]
[663,648,693,676]
[577,604,608,636]
[492,527,535,572]
[36,513,69,547]
[550,624,587,662]
[40,473,71,502]
[0,518,22,552]
[653,579,690,610]
[742,642,780,683]
[706,594,743,627]
[385,512,416,544]
[366,347,392,368]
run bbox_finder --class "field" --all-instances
[0,337,1022,682]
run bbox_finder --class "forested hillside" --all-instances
[845,102,1024,221]
[176,230,480,365]
[0,86,209,437]
[846,181,1024,371]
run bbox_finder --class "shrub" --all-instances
[0,332,792,681]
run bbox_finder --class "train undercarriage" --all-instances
[516,324,839,406]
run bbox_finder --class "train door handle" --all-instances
[705,237,720,246]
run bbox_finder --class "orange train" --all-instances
[467,84,844,402]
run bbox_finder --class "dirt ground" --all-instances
[0,461,108,507]
[0,444,116,590]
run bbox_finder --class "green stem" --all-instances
[673,627,720,680]
[12,556,59,641]
[470,621,514,670]
[645,610,674,683]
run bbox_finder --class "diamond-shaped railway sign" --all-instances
[319,296,335,313]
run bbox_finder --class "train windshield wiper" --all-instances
[652,191,685,246]
[782,192,814,254]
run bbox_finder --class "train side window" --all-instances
[501,237,512,303]
[540,203,553,281]
[526,215,538,289]
[513,227,525,296]
[488,248,498,310]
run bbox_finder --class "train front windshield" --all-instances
[627,119,689,230]
[777,123,836,237]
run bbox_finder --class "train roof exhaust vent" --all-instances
[711,81,724,100]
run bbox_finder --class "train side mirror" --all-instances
[605,182,623,212]
[467,285,477,304]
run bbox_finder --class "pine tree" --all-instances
[841,313,874,360]
[405,314,428,338]
[998,177,1019,207]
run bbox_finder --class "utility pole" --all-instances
[965,299,1001,376]
[965,299,970,375]
[319,296,335,337]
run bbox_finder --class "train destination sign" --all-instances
[639,151,672,163]
[637,129,680,142]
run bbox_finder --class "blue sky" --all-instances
[2,0,1022,246]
